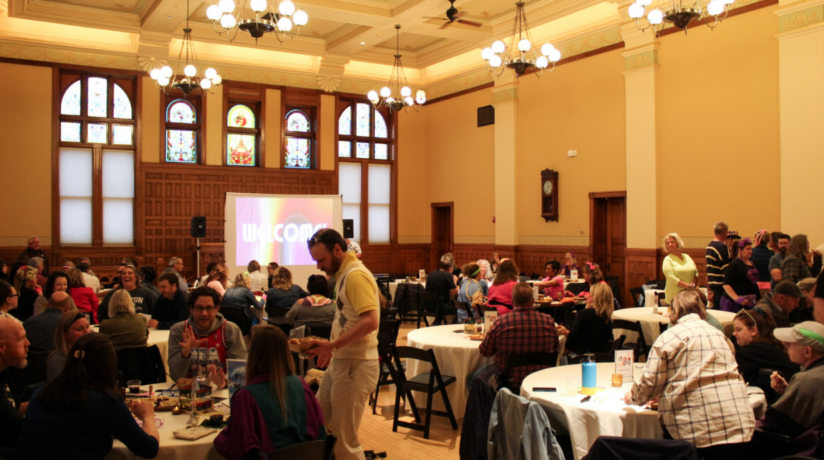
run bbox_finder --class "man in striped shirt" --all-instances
[706,221,730,308]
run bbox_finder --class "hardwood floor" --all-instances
[357,323,462,460]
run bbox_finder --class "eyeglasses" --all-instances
[8,294,18,298]
[192,306,216,313]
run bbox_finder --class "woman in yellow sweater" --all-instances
[662,233,699,305]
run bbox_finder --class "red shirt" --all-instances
[488,280,517,315]
[70,287,100,324]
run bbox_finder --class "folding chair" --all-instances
[612,319,649,361]
[243,434,337,460]
[369,319,404,414]
[417,291,440,328]
[116,345,167,385]
[503,351,558,392]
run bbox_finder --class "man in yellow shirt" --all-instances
[308,229,380,460]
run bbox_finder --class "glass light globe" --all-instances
[400,86,411,97]
[279,0,295,16]
[277,17,293,31]
[250,0,267,12]
[219,0,235,13]
[535,56,549,69]
[150,68,161,80]
[517,39,531,52]
[548,49,561,62]
[158,76,170,86]
[416,89,425,99]
[540,43,554,56]
[628,3,645,19]
[416,95,426,104]
[481,47,494,60]
[293,10,308,26]
[707,0,724,14]
[386,97,395,104]
[647,9,664,24]
[404,97,414,106]
[491,40,506,54]
[206,4,222,20]
[380,87,391,98]
[212,75,223,85]
[367,90,379,102]
[220,14,236,28]
[200,78,212,89]
[489,55,502,68]
[205,67,217,79]
[161,65,173,77]
[184,65,197,77]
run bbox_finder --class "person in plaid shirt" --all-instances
[479,283,559,388]
[624,289,754,459]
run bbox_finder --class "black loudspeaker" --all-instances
[190,216,207,238]
[343,219,354,239]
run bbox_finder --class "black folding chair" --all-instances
[242,434,337,460]
[568,353,616,364]
[503,352,558,392]
[629,287,645,306]
[417,291,440,328]
[612,319,649,361]
[452,300,474,323]
[369,319,408,414]
[391,345,458,439]
[116,345,167,385]
[220,307,253,336]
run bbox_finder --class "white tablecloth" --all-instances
[521,363,767,460]
[148,329,171,381]
[107,382,228,460]
[388,280,425,300]
[612,307,737,344]
[405,325,493,419]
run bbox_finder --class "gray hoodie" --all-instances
[167,313,247,381]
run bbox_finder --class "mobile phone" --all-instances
[580,395,592,403]
[532,387,556,392]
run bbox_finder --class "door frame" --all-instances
[588,191,627,303]
[430,202,454,271]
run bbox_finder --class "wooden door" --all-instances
[590,193,627,305]
[431,203,453,271]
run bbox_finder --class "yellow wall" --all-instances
[397,107,430,241]
[205,85,223,166]
[517,48,627,244]
[319,94,335,171]
[657,5,780,243]
[141,76,160,163]
[0,63,52,244]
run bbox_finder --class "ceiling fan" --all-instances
[424,0,482,29]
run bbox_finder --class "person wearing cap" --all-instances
[751,322,824,457]
[721,237,759,313]
[755,280,807,328]
[705,222,731,308]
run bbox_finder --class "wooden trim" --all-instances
[430,202,455,261]
[426,82,495,106]
[390,109,399,244]
[658,0,778,38]
[0,57,53,68]
[133,74,143,252]
[588,191,626,199]
[51,65,61,249]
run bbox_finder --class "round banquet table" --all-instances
[405,324,494,419]
[148,329,171,381]
[388,280,425,301]
[612,307,736,345]
[106,382,228,460]
[521,363,767,460]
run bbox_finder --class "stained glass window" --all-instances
[375,112,388,139]
[112,124,133,145]
[167,130,196,163]
[356,103,370,137]
[356,142,370,159]
[88,123,107,143]
[339,141,351,158]
[227,134,256,166]
[228,105,255,128]
[168,100,195,123]
[61,81,81,116]
[285,138,310,169]
[286,111,309,132]
[113,84,132,119]
[61,122,81,142]
[88,77,108,118]
[375,143,388,160]
[339,107,351,135]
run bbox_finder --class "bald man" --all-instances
[23,292,73,352]
[0,317,29,448]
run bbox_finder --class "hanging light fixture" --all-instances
[150,0,222,94]
[628,0,732,34]
[367,25,425,113]
[481,2,561,78]
[206,0,308,44]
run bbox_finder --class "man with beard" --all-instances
[307,229,379,460]
[769,233,791,290]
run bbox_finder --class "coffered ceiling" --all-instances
[8,0,612,70]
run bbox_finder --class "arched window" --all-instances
[164,99,200,164]
[284,109,315,169]
[338,103,390,160]
[226,103,259,166]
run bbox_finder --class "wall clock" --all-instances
[541,168,558,222]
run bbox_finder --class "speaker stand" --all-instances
[196,237,201,285]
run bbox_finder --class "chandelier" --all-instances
[150,0,222,94]
[206,0,308,44]
[367,25,426,113]
[481,2,561,78]
[628,0,733,34]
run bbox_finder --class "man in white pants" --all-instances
[308,229,380,460]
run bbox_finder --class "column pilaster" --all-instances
[492,72,519,248]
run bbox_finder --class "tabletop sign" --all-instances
[484,310,498,333]
[570,269,578,282]
[615,350,634,381]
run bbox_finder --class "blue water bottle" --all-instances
[582,353,597,396]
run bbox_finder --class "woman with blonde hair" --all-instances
[488,260,520,315]
[47,311,91,381]
[99,289,148,350]
[206,264,230,297]
[214,326,326,459]
[265,267,308,317]
[246,260,268,292]
[662,233,699,305]
[15,267,43,321]
[558,283,614,354]
[223,272,263,334]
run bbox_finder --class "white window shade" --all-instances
[60,199,92,245]
[368,164,391,243]
[59,148,93,245]
[339,163,361,242]
[102,150,134,244]
[103,199,134,244]
[368,205,390,243]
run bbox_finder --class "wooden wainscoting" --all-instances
[624,248,658,304]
